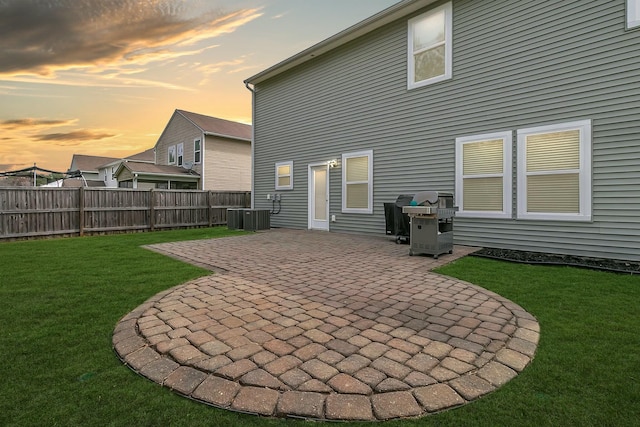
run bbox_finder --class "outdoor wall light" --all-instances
[328,159,338,168]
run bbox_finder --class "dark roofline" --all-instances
[176,110,252,142]
[114,161,199,179]
[244,0,436,85]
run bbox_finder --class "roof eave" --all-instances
[129,171,200,179]
[244,0,436,85]
[203,131,251,142]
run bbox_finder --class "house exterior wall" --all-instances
[155,112,203,185]
[251,0,640,261]
[204,136,252,191]
[98,164,119,188]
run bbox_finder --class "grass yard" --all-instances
[1,229,638,426]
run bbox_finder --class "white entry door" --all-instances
[308,163,329,230]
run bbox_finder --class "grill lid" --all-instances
[412,191,439,206]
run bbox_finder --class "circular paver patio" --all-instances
[113,229,539,421]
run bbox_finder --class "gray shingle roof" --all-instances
[177,110,252,141]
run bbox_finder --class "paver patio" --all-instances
[113,229,539,421]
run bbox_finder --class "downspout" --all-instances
[245,81,256,209]
[200,130,205,190]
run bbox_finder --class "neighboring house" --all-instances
[98,148,155,188]
[115,162,200,189]
[68,154,119,186]
[151,109,252,191]
[244,0,640,261]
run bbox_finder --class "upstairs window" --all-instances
[275,161,293,190]
[408,2,452,89]
[177,143,184,167]
[194,138,202,164]
[455,131,512,218]
[168,145,176,165]
[342,150,373,214]
[628,0,640,28]
[517,120,592,221]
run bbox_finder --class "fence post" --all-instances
[208,191,213,227]
[78,186,85,237]
[149,188,155,232]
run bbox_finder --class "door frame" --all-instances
[308,162,330,230]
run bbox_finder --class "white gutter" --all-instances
[245,81,256,209]
[203,131,251,142]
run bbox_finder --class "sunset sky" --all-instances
[0,0,398,172]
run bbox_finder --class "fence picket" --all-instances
[0,188,250,239]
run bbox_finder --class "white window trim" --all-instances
[516,120,592,221]
[194,138,202,164]
[177,142,184,167]
[168,145,176,165]
[342,150,373,214]
[455,131,512,219]
[407,1,453,90]
[628,0,640,29]
[275,161,293,190]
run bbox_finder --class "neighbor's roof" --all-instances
[244,0,436,85]
[116,161,200,178]
[126,148,155,162]
[96,148,156,169]
[177,110,252,141]
[62,178,106,188]
[70,154,120,172]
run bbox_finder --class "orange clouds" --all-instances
[0,0,262,78]
[34,130,116,145]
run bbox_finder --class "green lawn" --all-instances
[1,230,638,426]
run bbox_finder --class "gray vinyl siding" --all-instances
[252,0,640,261]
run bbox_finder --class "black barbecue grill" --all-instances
[383,194,413,244]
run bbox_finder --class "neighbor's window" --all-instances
[168,145,176,165]
[628,0,640,28]
[342,150,373,214]
[408,2,452,89]
[517,120,592,221]
[455,131,512,218]
[177,143,184,167]
[275,161,293,190]
[194,139,202,164]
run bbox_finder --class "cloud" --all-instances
[34,130,117,145]
[0,118,77,130]
[0,0,263,78]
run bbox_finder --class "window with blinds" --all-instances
[455,132,512,218]
[517,120,591,221]
[275,161,293,190]
[342,150,373,214]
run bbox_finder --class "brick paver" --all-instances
[113,229,539,421]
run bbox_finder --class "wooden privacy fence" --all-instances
[0,187,251,239]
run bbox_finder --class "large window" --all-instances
[275,161,293,190]
[177,143,184,167]
[628,0,640,28]
[342,150,373,214]
[194,138,202,164]
[408,2,452,89]
[168,145,176,165]
[517,120,592,221]
[455,132,512,218]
